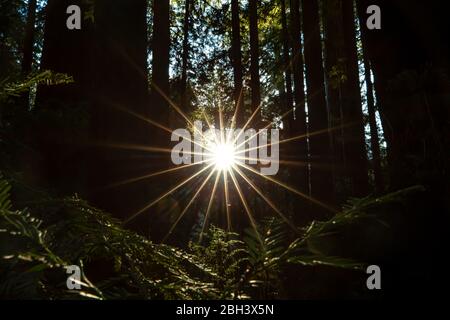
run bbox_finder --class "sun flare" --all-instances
[211,142,236,171]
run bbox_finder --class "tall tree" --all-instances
[280,0,294,130]
[341,0,369,196]
[20,0,37,110]
[356,0,449,191]
[21,0,37,76]
[302,0,334,212]
[323,0,368,199]
[36,0,94,192]
[288,0,309,204]
[323,0,346,200]
[152,0,170,126]
[180,0,191,112]
[37,0,151,225]
[231,0,244,127]
[248,0,261,123]
[289,0,306,118]
[359,26,384,194]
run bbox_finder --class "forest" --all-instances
[0,0,449,300]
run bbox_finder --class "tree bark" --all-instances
[20,0,37,110]
[280,0,294,130]
[358,19,384,194]
[303,0,334,213]
[323,0,346,201]
[231,0,244,127]
[249,0,261,123]
[180,0,191,112]
[152,0,170,126]
[289,0,309,198]
[22,0,37,76]
[341,0,369,196]
[37,0,151,226]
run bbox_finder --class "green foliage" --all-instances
[0,173,426,299]
[0,174,217,299]
[0,70,74,102]
[190,226,248,299]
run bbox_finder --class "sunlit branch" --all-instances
[124,163,215,224]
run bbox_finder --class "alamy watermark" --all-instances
[170,121,280,176]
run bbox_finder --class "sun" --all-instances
[211,142,236,171]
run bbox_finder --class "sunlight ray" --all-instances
[235,162,338,214]
[93,142,207,157]
[232,165,298,232]
[235,122,357,156]
[230,103,262,145]
[228,169,263,245]
[104,160,210,190]
[228,85,245,132]
[199,170,221,242]
[109,102,213,153]
[161,167,216,243]
[202,109,220,146]
[233,156,308,167]
[151,82,210,143]
[223,170,232,232]
[124,163,215,224]
[218,106,225,144]
[234,107,294,151]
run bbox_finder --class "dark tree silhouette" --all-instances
[341,0,369,196]
[303,0,335,213]
[249,0,261,123]
[231,0,244,127]
[180,0,191,112]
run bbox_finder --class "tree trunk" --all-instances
[249,0,261,123]
[231,0,244,127]
[359,22,384,194]
[280,0,294,130]
[323,0,346,201]
[324,0,369,199]
[89,0,150,228]
[22,0,37,76]
[303,0,334,214]
[20,0,37,110]
[37,0,151,227]
[180,0,191,112]
[289,0,309,193]
[152,0,170,126]
[341,0,369,196]
[36,0,95,193]
[289,0,306,122]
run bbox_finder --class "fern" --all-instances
[0,70,74,101]
[0,171,426,299]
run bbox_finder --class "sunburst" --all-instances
[95,83,343,244]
